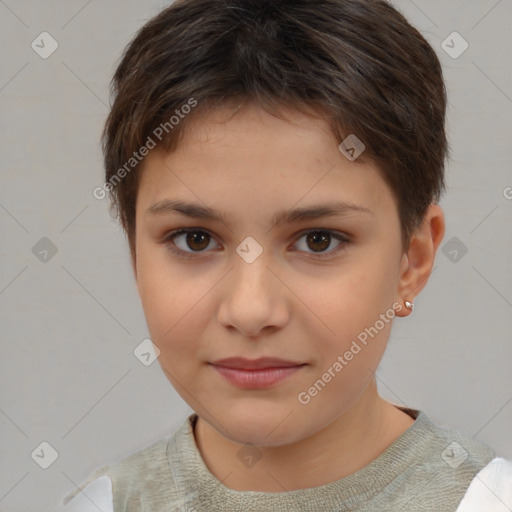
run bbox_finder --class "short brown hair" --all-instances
[102,0,447,264]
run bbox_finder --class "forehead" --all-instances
[136,104,398,224]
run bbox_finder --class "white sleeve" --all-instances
[58,475,113,512]
[456,457,512,512]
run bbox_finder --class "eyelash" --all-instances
[160,228,350,260]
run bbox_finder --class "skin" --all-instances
[133,102,445,492]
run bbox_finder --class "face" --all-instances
[134,103,406,447]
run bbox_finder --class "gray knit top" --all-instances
[63,408,496,511]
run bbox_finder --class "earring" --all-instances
[404,300,414,311]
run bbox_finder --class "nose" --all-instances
[217,252,289,338]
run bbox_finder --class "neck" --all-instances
[193,379,415,492]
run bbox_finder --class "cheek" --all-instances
[135,252,214,378]
[301,251,398,381]
[140,275,206,386]
[311,257,396,336]
[136,248,193,339]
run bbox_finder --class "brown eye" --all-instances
[293,230,349,259]
[163,229,219,258]
[184,231,210,251]
[306,231,331,252]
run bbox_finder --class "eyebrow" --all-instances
[145,199,373,228]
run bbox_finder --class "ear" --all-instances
[395,204,445,317]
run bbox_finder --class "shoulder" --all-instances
[456,457,512,511]
[415,411,496,467]
[58,416,195,511]
[59,472,113,511]
[58,437,169,511]
[381,410,498,509]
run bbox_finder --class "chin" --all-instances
[216,401,308,447]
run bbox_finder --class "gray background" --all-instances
[0,1,511,510]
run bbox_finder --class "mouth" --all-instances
[211,356,305,369]
[209,357,306,389]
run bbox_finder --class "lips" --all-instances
[209,357,306,389]
[210,357,305,370]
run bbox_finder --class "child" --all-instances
[61,0,512,510]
